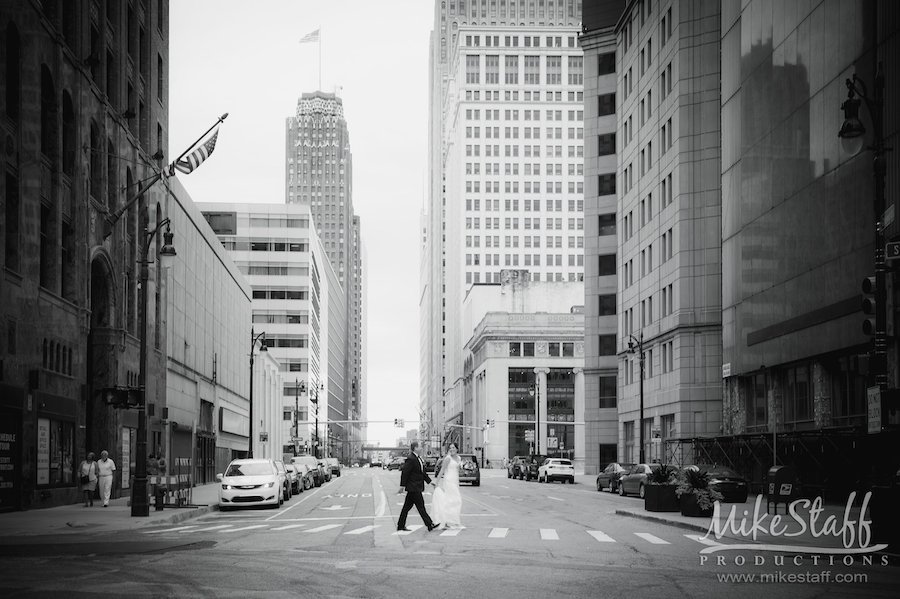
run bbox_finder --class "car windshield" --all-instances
[225,463,273,477]
[706,468,739,477]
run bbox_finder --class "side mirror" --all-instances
[216,473,223,481]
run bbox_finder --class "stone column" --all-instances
[573,367,585,474]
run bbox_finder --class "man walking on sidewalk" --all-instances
[97,450,117,507]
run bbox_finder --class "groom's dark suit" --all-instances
[397,452,436,530]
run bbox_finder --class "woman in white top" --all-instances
[96,450,117,507]
[78,452,98,507]
[431,443,463,529]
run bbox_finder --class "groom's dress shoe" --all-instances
[428,523,441,531]
[397,527,411,532]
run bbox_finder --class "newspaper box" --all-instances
[766,465,800,514]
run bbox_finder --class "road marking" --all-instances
[303,524,343,533]
[270,524,306,531]
[221,525,269,533]
[587,530,616,543]
[440,528,462,536]
[344,525,379,535]
[179,525,232,533]
[488,528,509,538]
[547,496,564,502]
[143,526,197,534]
[393,524,424,536]
[685,534,723,547]
[320,505,350,511]
[635,533,670,544]
[540,529,559,540]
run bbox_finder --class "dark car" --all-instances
[458,453,480,486]
[523,454,549,481]
[386,456,406,471]
[596,462,634,493]
[618,463,662,498]
[696,465,749,502]
[508,456,529,479]
[423,456,438,473]
[284,463,303,494]
[291,455,324,487]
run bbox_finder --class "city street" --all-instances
[0,469,896,598]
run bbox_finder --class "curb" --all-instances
[138,504,219,527]
[615,509,710,534]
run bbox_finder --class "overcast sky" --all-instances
[169,0,435,447]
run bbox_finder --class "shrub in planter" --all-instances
[644,465,680,512]
[675,467,723,517]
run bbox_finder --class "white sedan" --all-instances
[538,458,575,484]
[217,458,283,510]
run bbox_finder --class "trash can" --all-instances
[766,465,800,514]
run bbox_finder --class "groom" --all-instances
[397,441,439,532]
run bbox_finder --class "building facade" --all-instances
[615,0,723,466]
[423,0,586,452]
[0,0,172,510]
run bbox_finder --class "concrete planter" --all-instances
[644,484,680,512]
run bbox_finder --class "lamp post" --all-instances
[132,217,177,517]
[310,382,323,458]
[294,379,305,456]
[839,63,888,392]
[627,332,645,464]
[529,382,540,455]
[248,328,267,458]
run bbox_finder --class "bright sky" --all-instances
[169,1,434,447]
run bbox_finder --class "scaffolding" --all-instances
[664,428,900,502]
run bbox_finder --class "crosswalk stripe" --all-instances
[303,524,342,533]
[344,525,379,535]
[393,524,424,536]
[180,525,232,533]
[488,527,509,538]
[270,524,306,531]
[221,525,269,533]
[540,529,559,540]
[685,534,723,547]
[587,530,616,543]
[440,528,462,536]
[143,525,197,534]
[635,532,669,544]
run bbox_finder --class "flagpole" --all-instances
[318,27,322,91]
[171,113,228,170]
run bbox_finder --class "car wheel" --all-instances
[607,481,614,493]
[474,480,480,486]
[619,484,626,496]
[639,483,645,499]
[596,479,602,492]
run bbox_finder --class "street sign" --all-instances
[259,432,269,442]
[887,241,900,259]
[291,436,303,442]
[868,386,882,434]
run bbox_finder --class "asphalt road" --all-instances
[1,469,896,598]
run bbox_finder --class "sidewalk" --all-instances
[0,484,221,538]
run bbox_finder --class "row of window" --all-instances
[616,283,675,333]
[466,109,584,121]
[465,235,584,249]
[251,288,310,300]
[465,181,585,194]
[464,34,579,48]
[465,198,584,211]
[466,163,584,177]
[465,54,583,86]
[465,144,584,157]
[465,126,584,139]
[464,89,584,103]
[221,240,309,252]
[465,217,584,231]
[467,253,585,267]
[446,0,580,21]
[508,341,576,357]
[467,271,584,284]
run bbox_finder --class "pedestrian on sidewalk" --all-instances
[78,452,98,507]
[97,450,117,507]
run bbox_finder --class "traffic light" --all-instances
[862,276,877,335]
[490,419,495,428]
[100,387,141,408]
[485,419,490,430]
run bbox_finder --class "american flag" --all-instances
[299,29,319,44]
[173,129,218,175]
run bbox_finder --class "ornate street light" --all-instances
[248,328,267,458]
[627,332,645,464]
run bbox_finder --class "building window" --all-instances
[598,334,616,356]
[36,417,75,487]
[745,374,768,433]
[598,93,615,117]
[466,54,480,84]
[598,174,616,196]
[5,173,20,272]
[784,364,813,428]
[568,56,583,85]
[599,376,616,409]
[598,133,615,156]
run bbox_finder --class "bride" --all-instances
[430,443,463,529]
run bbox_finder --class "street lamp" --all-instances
[310,382,323,458]
[294,379,305,456]
[248,328,267,458]
[132,217,177,517]
[839,63,888,392]
[627,332,645,464]
[528,382,540,455]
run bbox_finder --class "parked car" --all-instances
[273,460,292,501]
[596,462,634,493]
[291,455,324,487]
[317,459,332,482]
[325,457,342,477]
[458,453,481,486]
[522,454,549,481]
[370,461,382,469]
[216,458,283,510]
[386,456,406,471]
[693,465,749,502]
[538,458,575,484]
[618,463,663,498]
[508,456,529,479]
[423,456,438,473]
[284,464,303,494]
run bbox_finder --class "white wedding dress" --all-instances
[431,457,463,528]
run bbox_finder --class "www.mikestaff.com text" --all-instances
[716,571,868,583]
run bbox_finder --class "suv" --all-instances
[522,454,549,481]
[458,454,481,486]
[538,458,575,484]
[508,456,529,479]
[273,460,292,501]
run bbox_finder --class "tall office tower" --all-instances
[616,0,722,466]
[579,0,625,475]
[422,1,585,444]
[285,91,365,460]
